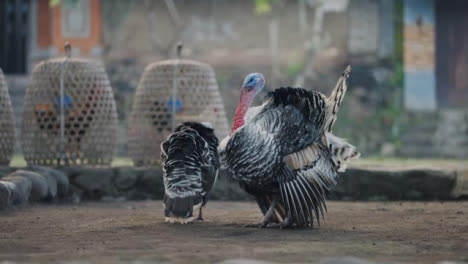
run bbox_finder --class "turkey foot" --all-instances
[244,199,277,228]
[279,215,292,229]
[263,214,292,229]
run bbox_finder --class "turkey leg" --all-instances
[196,207,203,221]
[260,199,277,227]
[245,199,277,228]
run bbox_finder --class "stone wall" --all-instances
[1,165,467,210]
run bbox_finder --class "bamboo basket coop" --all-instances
[0,68,16,166]
[129,57,229,166]
[21,44,118,166]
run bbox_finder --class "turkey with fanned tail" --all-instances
[161,122,219,224]
[219,66,359,228]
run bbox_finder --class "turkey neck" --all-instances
[231,93,255,135]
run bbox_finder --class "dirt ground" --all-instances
[1,201,467,264]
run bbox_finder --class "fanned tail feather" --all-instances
[326,132,360,172]
[325,65,351,133]
[278,167,329,227]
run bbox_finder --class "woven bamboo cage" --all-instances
[0,68,16,166]
[21,47,118,166]
[129,59,229,166]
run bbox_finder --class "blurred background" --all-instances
[1,0,467,162]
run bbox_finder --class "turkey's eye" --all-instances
[246,86,254,92]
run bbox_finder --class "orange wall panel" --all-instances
[37,0,52,48]
[51,0,101,56]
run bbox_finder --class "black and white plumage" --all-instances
[219,66,359,228]
[161,122,219,224]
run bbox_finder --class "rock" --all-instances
[30,166,69,197]
[333,168,456,200]
[114,167,142,191]
[0,167,14,178]
[452,170,468,199]
[10,170,48,201]
[136,167,164,199]
[0,181,12,209]
[73,168,116,199]
[42,172,58,200]
[0,175,32,205]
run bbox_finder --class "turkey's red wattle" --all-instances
[231,88,258,135]
[230,101,248,135]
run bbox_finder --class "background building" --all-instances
[1,0,467,158]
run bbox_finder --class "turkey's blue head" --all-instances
[231,73,265,134]
[241,73,265,98]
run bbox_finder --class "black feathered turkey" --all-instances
[161,122,219,224]
[219,66,359,228]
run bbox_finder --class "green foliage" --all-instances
[254,0,284,15]
[255,0,272,15]
[391,62,404,88]
[394,0,404,65]
[286,60,304,78]
[388,0,405,148]
[49,0,78,7]
[49,0,60,7]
